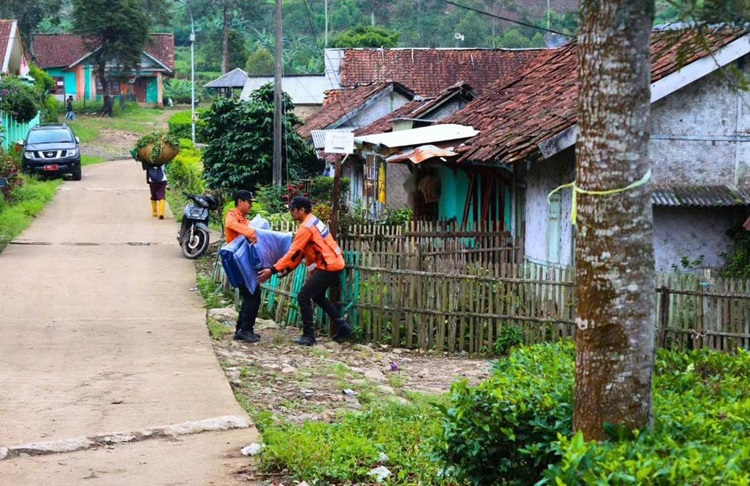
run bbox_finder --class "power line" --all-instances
[441,0,574,38]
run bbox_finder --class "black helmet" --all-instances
[203,194,219,210]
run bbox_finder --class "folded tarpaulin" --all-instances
[219,222,293,293]
[249,228,293,271]
[219,236,253,289]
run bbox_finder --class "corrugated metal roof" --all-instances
[386,145,458,164]
[240,75,327,104]
[651,184,750,206]
[204,68,249,88]
[354,124,478,148]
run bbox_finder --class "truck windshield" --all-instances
[27,129,74,144]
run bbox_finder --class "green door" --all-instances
[146,78,158,103]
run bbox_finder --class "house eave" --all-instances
[536,33,750,160]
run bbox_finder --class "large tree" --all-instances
[70,0,151,96]
[573,0,656,440]
[0,0,62,49]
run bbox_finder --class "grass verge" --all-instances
[81,155,106,166]
[67,105,169,139]
[0,177,60,251]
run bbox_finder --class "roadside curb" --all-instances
[0,415,250,461]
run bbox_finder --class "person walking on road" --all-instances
[225,190,261,343]
[145,163,168,219]
[258,196,353,346]
[65,96,75,120]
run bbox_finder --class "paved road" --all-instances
[0,161,257,485]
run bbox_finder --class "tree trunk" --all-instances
[574,0,656,441]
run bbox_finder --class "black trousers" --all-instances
[237,286,261,333]
[297,270,342,336]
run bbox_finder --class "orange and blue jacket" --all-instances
[224,208,257,244]
[272,213,345,275]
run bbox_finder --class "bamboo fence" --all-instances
[213,221,750,353]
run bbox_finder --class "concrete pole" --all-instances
[273,0,283,187]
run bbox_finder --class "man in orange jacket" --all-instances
[258,196,353,346]
[225,190,260,343]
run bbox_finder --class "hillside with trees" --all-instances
[2,0,741,85]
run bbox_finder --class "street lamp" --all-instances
[175,0,196,145]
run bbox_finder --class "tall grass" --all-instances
[0,177,60,251]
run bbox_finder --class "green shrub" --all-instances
[493,325,524,356]
[42,96,64,123]
[167,109,207,143]
[308,175,350,206]
[258,397,449,484]
[544,348,750,485]
[436,342,750,485]
[0,76,41,123]
[434,343,575,485]
[0,150,23,201]
[166,144,204,194]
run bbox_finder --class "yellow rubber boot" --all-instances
[151,200,158,217]
[158,199,166,220]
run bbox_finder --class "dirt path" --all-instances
[208,312,493,425]
[79,110,174,160]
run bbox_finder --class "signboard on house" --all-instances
[324,131,354,154]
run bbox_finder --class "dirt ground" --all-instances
[79,110,174,160]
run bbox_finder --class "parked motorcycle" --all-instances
[178,193,219,259]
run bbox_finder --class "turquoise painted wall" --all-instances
[438,166,470,225]
[436,167,514,232]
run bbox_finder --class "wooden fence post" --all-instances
[658,285,670,348]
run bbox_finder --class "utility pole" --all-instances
[272,0,283,187]
[222,2,230,74]
[324,0,328,48]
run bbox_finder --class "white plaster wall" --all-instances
[653,207,738,272]
[524,153,575,266]
[650,66,750,185]
[339,92,411,131]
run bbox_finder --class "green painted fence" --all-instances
[0,111,41,151]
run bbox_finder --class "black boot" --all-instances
[234,329,260,343]
[332,318,353,342]
[294,327,316,346]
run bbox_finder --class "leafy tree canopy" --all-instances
[201,83,322,195]
[70,0,154,93]
[0,0,62,48]
[331,25,400,48]
[246,47,275,76]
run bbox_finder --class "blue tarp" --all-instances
[219,218,292,293]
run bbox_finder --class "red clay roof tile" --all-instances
[340,48,543,96]
[0,20,13,67]
[297,81,416,138]
[446,26,749,165]
[32,33,174,71]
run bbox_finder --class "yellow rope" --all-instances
[547,169,652,225]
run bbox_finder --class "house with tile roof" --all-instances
[324,47,543,97]
[346,82,477,212]
[302,82,476,213]
[408,26,750,273]
[31,33,174,105]
[0,19,29,75]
